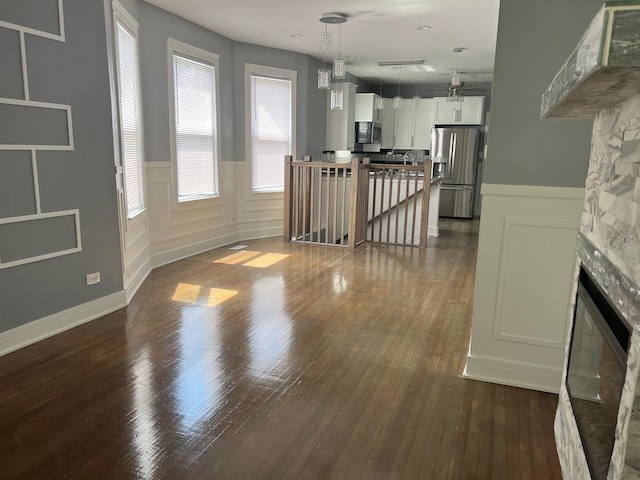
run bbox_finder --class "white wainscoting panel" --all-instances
[146,161,285,268]
[463,184,585,393]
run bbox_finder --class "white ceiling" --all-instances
[144,0,501,86]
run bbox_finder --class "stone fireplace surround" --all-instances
[540,3,640,477]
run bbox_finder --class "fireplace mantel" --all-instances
[541,2,640,119]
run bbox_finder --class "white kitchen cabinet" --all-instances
[391,98,436,150]
[433,96,484,125]
[326,82,357,151]
[355,93,382,123]
[380,98,396,149]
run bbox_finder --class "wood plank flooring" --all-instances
[0,220,562,479]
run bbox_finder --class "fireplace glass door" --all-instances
[566,267,630,480]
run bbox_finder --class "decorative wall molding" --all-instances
[0,290,127,357]
[0,0,65,42]
[463,352,563,394]
[466,184,585,393]
[492,215,580,349]
[0,209,81,269]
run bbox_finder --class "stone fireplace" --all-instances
[541,2,640,478]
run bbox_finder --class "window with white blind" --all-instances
[246,65,296,193]
[114,14,144,217]
[169,40,220,202]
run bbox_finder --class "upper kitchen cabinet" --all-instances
[434,96,484,125]
[381,98,396,149]
[326,82,357,151]
[393,98,435,150]
[355,93,383,123]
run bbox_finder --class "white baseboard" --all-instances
[0,291,127,357]
[463,352,562,394]
[150,231,240,268]
[125,259,151,303]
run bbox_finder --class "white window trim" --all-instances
[244,63,297,197]
[167,38,222,210]
[113,1,146,220]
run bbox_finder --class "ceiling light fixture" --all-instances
[447,48,465,103]
[394,66,403,110]
[290,33,303,38]
[376,66,384,110]
[378,60,425,67]
[317,22,331,90]
[416,25,432,31]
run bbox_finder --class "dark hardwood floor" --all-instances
[0,220,562,479]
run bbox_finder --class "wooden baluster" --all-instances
[419,160,432,251]
[284,155,293,242]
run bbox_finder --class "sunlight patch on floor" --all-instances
[243,253,290,268]
[214,251,262,264]
[172,283,201,303]
[172,283,237,307]
[207,288,238,306]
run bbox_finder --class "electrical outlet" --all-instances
[86,272,101,286]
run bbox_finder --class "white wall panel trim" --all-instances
[492,216,579,349]
[0,290,127,357]
[463,352,562,394]
[0,0,66,42]
[482,183,585,200]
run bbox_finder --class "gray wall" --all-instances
[0,0,123,332]
[138,2,235,162]
[484,0,603,187]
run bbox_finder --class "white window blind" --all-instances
[250,75,292,192]
[173,54,218,200]
[115,19,144,217]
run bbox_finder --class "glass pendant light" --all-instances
[413,71,421,109]
[317,24,331,90]
[318,68,330,90]
[333,21,345,78]
[447,48,465,102]
[375,66,384,110]
[331,88,343,110]
[393,66,402,110]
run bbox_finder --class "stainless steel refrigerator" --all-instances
[431,127,479,219]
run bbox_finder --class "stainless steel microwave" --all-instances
[355,121,382,144]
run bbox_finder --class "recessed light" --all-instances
[290,33,303,38]
[416,25,432,31]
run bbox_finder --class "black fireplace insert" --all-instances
[566,266,631,480]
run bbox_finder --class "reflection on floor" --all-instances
[0,219,561,479]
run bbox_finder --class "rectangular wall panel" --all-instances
[0,100,72,149]
[0,0,62,39]
[0,28,24,99]
[0,151,36,217]
[0,211,81,268]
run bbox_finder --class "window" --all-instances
[246,65,296,193]
[114,9,144,217]
[169,40,220,202]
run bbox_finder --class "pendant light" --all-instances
[413,71,421,109]
[320,13,347,109]
[375,66,384,110]
[333,19,346,78]
[393,66,403,110]
[317,23,331,90]
[447,48,465,102]
[319,13,347,79]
